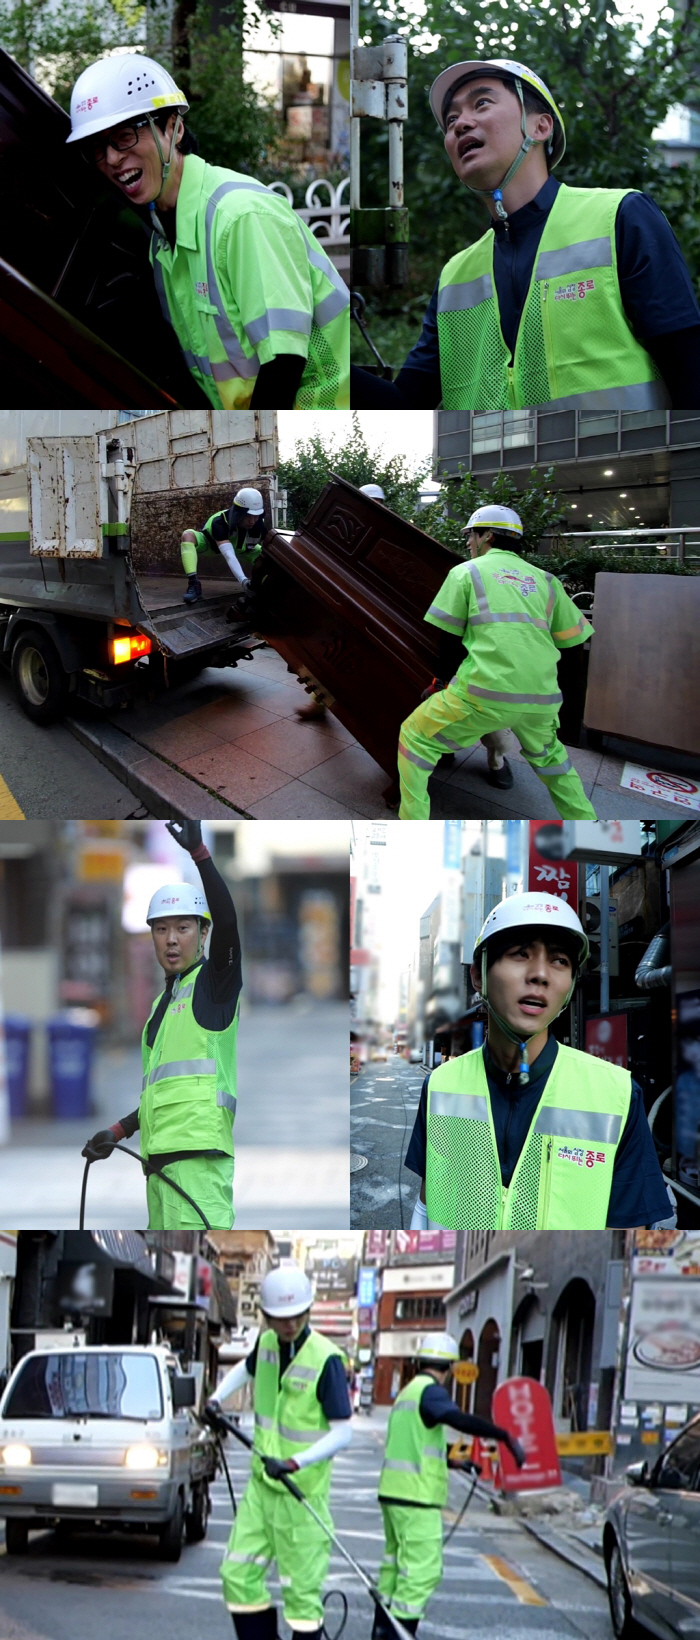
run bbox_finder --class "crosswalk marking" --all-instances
[483,1554,548,1606]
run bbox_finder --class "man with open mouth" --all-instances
[66,54,349,409]
[351,56,700,410]
[404,892,673,1231]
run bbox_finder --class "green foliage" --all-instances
[278,413,431,527]
[357,0,700,340]
[408,465,568,556]
[181,4,282,177]
[0,0,144,98]
[525,549,698,594]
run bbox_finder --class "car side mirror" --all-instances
[171,1374,197,1409]
[625,1460,649,1487]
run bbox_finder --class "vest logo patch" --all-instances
[554,279,595,302]
[492,570,538,598]
[558,1145,607,1167]
[195,281,209,296]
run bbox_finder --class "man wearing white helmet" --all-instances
[405,891,673,1231]
[375,1332,523,1638]
[397,503,597,819]
[204,1264,353,1640]
[180,487,266,605]
[351,57,700,410]
[82,819,242,1228]
[67,56,349,410]
[359,484,387,502]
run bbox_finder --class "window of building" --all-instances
[394,1295,446,1322]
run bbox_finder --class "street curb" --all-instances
[517,1517,608,1591]
[66,716,253,820]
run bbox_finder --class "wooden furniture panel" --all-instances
[584,573,700,755]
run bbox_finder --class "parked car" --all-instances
[604,1412,700,1638]
[0,1344,218,1560]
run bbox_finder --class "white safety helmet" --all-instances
[67,54,189,145]
[429,58,566,165]
[473,892,588,968]
[360,484,386,501]
[465,504,523,538]
[232,488,265,516]
[146,884,211,924]
[418,1332,460,1365]
[259,1265,314,1318]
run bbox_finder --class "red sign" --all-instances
[393,1230,457,1255]
[528,821,578,906]
[585,1014,628,1068]
[492,1377,562,1492]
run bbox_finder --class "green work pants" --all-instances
[145,1153,234,1229]
[398,684,596,821]
[377,1502,443,1621]
[221,1472,332,1630]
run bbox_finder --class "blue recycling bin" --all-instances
[3,1015,31,1119]
[47,1016,96,1119]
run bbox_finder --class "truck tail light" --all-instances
[111,632,152,665]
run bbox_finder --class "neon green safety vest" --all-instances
[437,184,670,412]
[150,154,350,410]
[425,549,591,713]
[425,1044,632,1230]
[378,1374,448,1507]
[201,511,262,575]
[139,963,238,1157]
[253,1328,343,1498]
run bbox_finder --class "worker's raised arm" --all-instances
[165,820,242,998]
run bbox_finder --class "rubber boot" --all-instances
[183,574,202,605]
[371,1607,393,1640]
[230,1609,279,1640]
[486,755,514,789]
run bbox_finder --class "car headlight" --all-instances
[2,1444,32,1467]
[124,1445,164,1471]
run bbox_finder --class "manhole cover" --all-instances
[350,1154,368,1172]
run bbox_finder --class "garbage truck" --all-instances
[0,410,280,723]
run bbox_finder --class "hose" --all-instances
[635,923,671,990]
[351,292,393,378]
[79,1141,211,1230]
[443,1463,480,1546]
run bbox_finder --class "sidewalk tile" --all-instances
[232,719,351,776]
[179,743,293,806]
[247,781,355,818]
[300,745,393,817]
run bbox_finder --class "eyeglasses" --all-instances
[92,117,151,163]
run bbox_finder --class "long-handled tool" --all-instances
[216,1412,417,1640]
[79,1140,211,1229]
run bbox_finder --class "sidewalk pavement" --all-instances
[67,645,690,820]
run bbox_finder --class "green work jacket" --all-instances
[139,963,238,1157]
[378,1374,448,1507]
[253,1327,343,1499]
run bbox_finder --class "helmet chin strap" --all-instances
[145,110,184,223]
[480,948,577,1085]
[462,77,551,223]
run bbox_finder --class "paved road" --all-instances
[0,1003,349,1227]
[351,1057,424,1229]
[0,674,152,819]
[0,1419,614,1640]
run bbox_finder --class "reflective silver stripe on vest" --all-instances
[255,1413,274,1428]
[398,742,434,771]
[217,1090,237,1114]
[426,603,464,630]
[171,983,194,1001]
[535,238,613,281]
[533,1108,623,1144]
[469,612,550,630]
[544,573,556,621]
[305,242,350,327]
[429,1090,489,1121]
[469,562,490,617]
[542,382,670,412]
[258,1350,277,1364]
[437,274,493,313]
[245,307,313,346]
[383,1458,422,1474]
[286,1366,318,1381]
[205,182,264,380]
[148,1057,216,1085]
[278,1423,316,1443]
[467,685,563,707]
[424,1444,445,1458]
[391,1401,419,1415]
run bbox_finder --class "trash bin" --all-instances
[3,1016,31,1119]
[47,1014,97,1119]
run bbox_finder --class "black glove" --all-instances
[420,678,445,703]
[261,1455,299,1480]
[202,1399,228,1434]
[508,1436,526,1468]
[81,1128,118,1162]
[166,820,203,852]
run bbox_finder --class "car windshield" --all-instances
[2,1353,163,1421]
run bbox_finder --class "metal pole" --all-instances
[600,866,610,1016]
[350,0,360,211]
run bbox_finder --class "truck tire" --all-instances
[5,1518,30,1555]
[11,628,69,725]
[157,1492,184,1562]
[185,1480,209,1543]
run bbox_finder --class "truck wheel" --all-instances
[157,1492,184,1562]
[185,1480,209,1544]
[11,629,69,725]
[5,1518,30,1555]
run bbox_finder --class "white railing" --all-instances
[267,177,350,255]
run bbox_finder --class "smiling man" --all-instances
[352,56,700,410]
[406,892,673,1231]
[82,819,242,1229]
[66,54,349,409]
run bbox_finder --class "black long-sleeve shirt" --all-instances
[117,849,242,1161]
[378,1378,512,1507]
